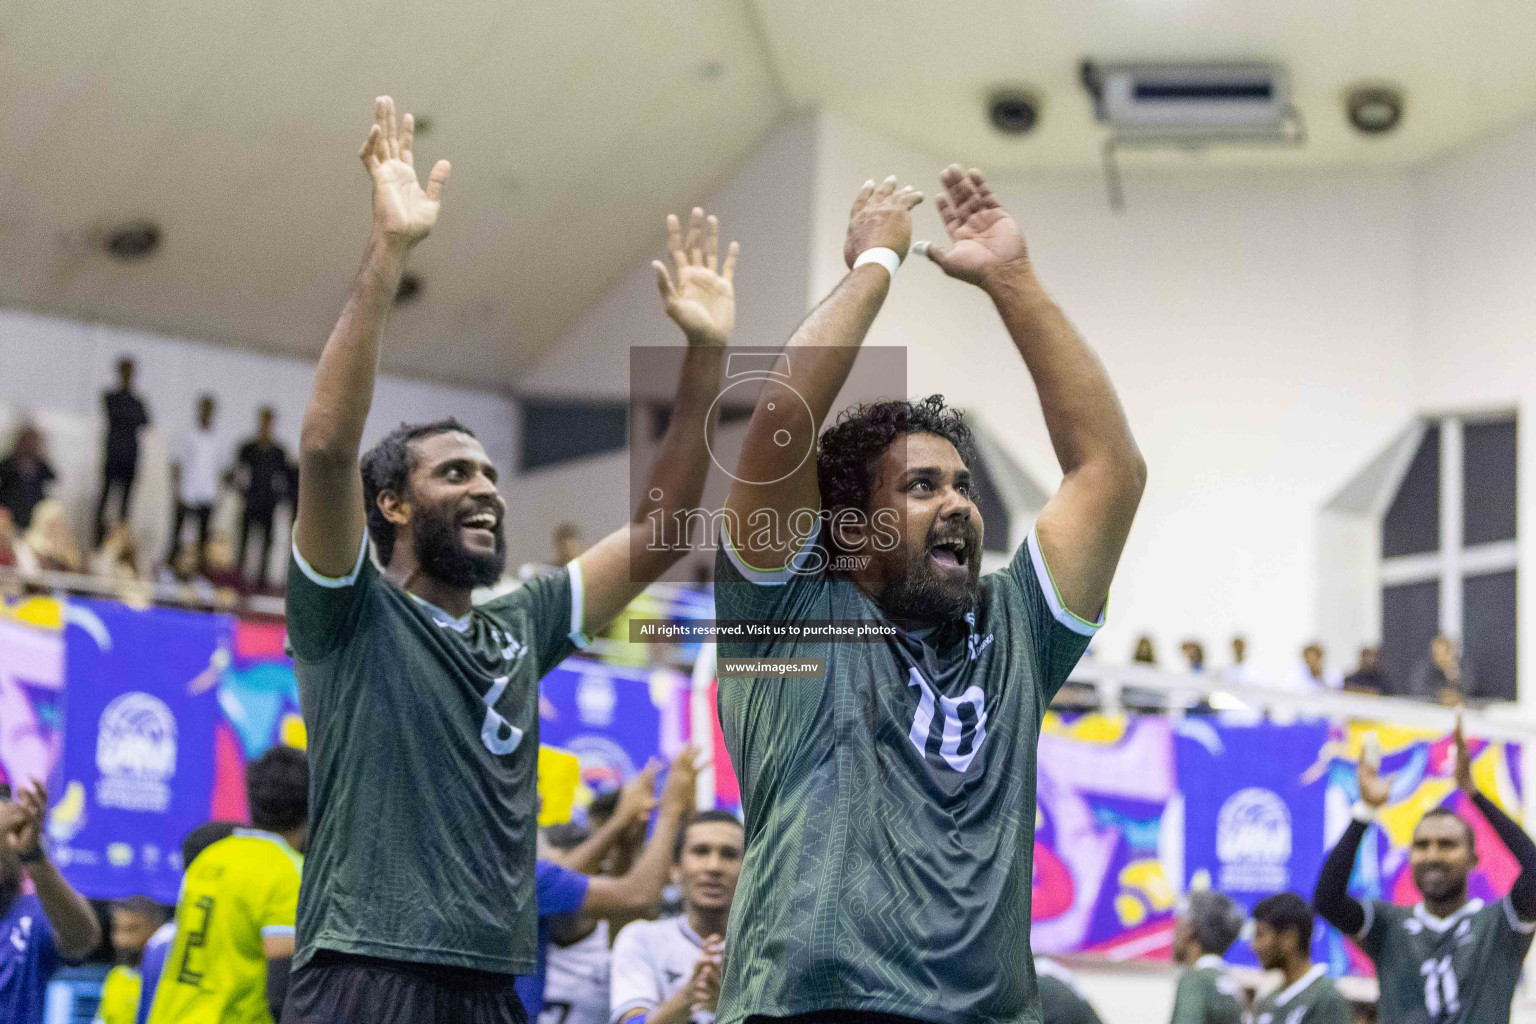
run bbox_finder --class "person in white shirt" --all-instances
[1282,642,1343,692]
[166,395,223,574]
[610,811,743,1024]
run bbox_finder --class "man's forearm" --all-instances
[617,801,687,908]
[635,345,724,525]
[300,233,410,457]
[26,856,100,958]
[1312,819,1370,935]
[646,983,697,1024]
[780,265,891,425]
[985,267,1141,481]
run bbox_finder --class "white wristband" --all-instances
[1351,801,1380,824]
[852,247,902,279]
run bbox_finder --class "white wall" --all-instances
[1412,111,1536,708]
[812,113,1418,681]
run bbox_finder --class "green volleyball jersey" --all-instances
[285,534,587,974]
[1246,965,1351,1024]
[1356,897,1534,1024]
[1170,959,1244,1024]
[714,526,1101,1024]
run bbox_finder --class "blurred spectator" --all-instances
[1286,642,1342,691]
[96,358,150,545]
[166,395,220,574]
[94,896,170,1024]
[22,500,82,573]
[553,522,584,565]
[233,406,295,592]
[1034,957,1104,1024]
[1224,635,1255,685]
[1133,635,1158,665]
[136,822,240,1024]
[0,425,56,530]
[0,508,18,570]
[92,523,149,584]
[0,779,104,1024]
[1410,634,1474,707]
[1180,640,1206,674]
[1343,646,1387,695]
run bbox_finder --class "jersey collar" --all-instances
[1273,963,1328,1006]
[233,827,300,857]
[1194,954,1227,971]
[677,916,704,948]
[1413,897,1484,933]
[409,592,473,632]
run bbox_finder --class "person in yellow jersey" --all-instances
[92,896,170,1024]
[147,746,307,1024]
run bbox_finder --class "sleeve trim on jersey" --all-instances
[1354,899,1375,943]
[1026,527,1105,636]
[260,925,296,938]
[612,999,657,1024]
[722,520,821,586]
[1503,894,1536,933]
[567,559,591,649]
[291,531,369,589]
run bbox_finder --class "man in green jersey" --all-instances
[1246,893,1351,1024]
[714,166,1145,1024]
[1170,890,1245,1024]
[281,96,738,1024]
[1313,717,1536,1024]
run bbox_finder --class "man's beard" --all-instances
[413,504,506,588]
[878,549,981,624]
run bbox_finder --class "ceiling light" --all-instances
[1345,85,1404,135]
[103,221,162,261]
[395,272,423,305]
[988,89,1041,136]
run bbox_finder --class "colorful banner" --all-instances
[1032,713,1181,960]
[537,661,692,820]
[1179,717,1330,968]
[0,597,66,794]
[52,599,230,903]
[1315,722,1525,977]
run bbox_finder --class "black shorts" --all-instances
[283,950,529,1024]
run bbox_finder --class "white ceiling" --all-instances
[2,0,1534,390]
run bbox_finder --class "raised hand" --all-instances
[654,209,739,347]
[1358,735,1392,809]
[925,164,1028,288]
[360,96,451,246]
[1452,714,1476,795]
[660,743,704,812]
[4,780,46,859]
[615,758,662,824]
[844,176,923,269]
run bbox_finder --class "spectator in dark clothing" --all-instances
[1343,645,1387,695]
[95,358,150,544]
[233,406,294,591]
[1410,634,1475,706]
[0,425,55,530]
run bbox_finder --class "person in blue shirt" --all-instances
[516,747,700,1020]
[135,820,239,1024]
[1,780,104,1024]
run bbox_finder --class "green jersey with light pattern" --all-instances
[285,534,585,974]
[1356,897,1534,1024]
[714,526,1100,1024]
[1245,965,1350,1024]
[1170,960,1244,1024]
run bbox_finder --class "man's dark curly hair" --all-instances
[246,745,308,833]
[816,395,978,546]
[360,419,476,565]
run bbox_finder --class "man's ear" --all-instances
[377,489,411,528]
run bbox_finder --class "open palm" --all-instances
[927,165,1029,287]
[361,96,450,244]
[654,209,738,347]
